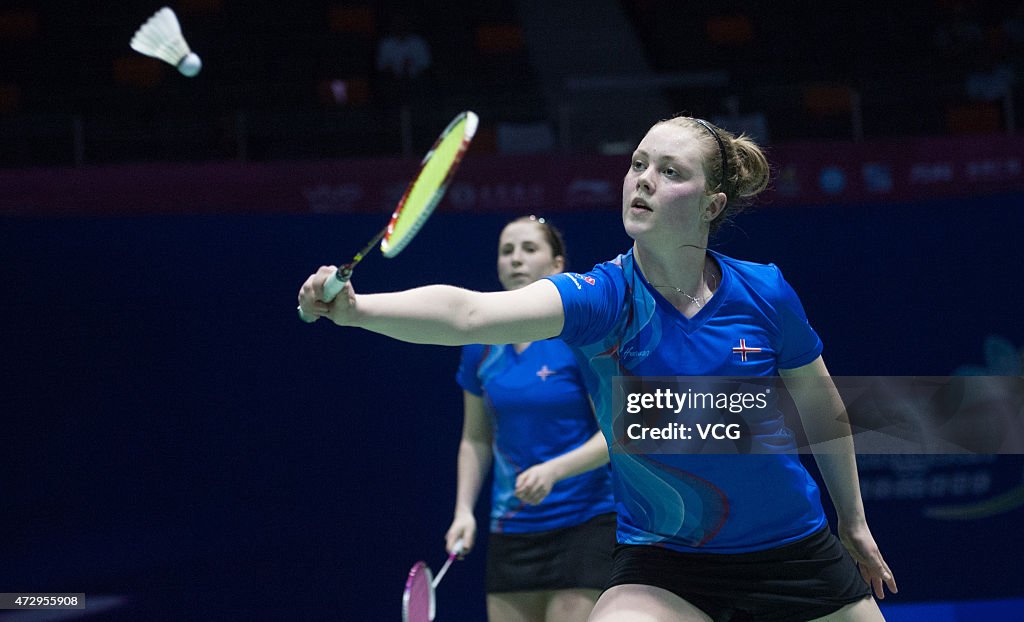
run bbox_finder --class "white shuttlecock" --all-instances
[130,7,202,77]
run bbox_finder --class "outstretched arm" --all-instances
[781,356,898,600]
[297,266,564,346]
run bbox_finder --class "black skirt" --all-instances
[606,526,873,622]
[486,512,616,593]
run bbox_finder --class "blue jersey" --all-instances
[457,340,615,534]
[545,249,827,554]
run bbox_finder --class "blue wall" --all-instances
[2,195,1023,620]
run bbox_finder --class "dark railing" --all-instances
[0,75,1018,169]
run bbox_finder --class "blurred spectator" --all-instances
[963,3,1018,103]
[1002,1,1024,62]
[374,13,432,111]
[965,58,1015,101]
[932,1,985,69]
[712,95,770,144]
[932,2,985,51]
[376,14,432,81]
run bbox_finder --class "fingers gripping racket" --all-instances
[402,539,464,622]
[298,111,479,322]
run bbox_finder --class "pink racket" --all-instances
[402,539,464,622]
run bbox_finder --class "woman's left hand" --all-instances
[838,519,898,599]
[514,463,558,505]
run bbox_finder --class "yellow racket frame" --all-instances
[381,111,478,257]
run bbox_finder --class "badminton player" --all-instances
[448,216,614,622]
[299,114,897,621]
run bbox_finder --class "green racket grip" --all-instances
[297,265,354,323]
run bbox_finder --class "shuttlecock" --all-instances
[130,7,202,77]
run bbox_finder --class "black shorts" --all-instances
[486,512,616,593]
[606,527,872,622]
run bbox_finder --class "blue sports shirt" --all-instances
[545,248,828,553]
[457,340,615,533]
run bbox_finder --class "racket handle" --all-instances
[431,538,465,589]
[297,265,353,323]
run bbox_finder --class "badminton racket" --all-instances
[401,538,464,622]
[298,111,479,322]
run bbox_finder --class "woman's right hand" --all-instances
[297,265,358,325]
[445,510,477,557]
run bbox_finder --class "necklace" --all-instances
[652,264,718,308]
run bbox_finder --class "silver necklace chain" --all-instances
[652,264,717,308]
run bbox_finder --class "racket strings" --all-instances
[381,112,478,257]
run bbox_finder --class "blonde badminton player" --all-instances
[299,114,896,622]
[446,216,614,622]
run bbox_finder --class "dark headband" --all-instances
[692,118,728,190]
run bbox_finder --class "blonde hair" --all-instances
[659,115,770,234]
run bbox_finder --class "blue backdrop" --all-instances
[2,194,1023,620]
